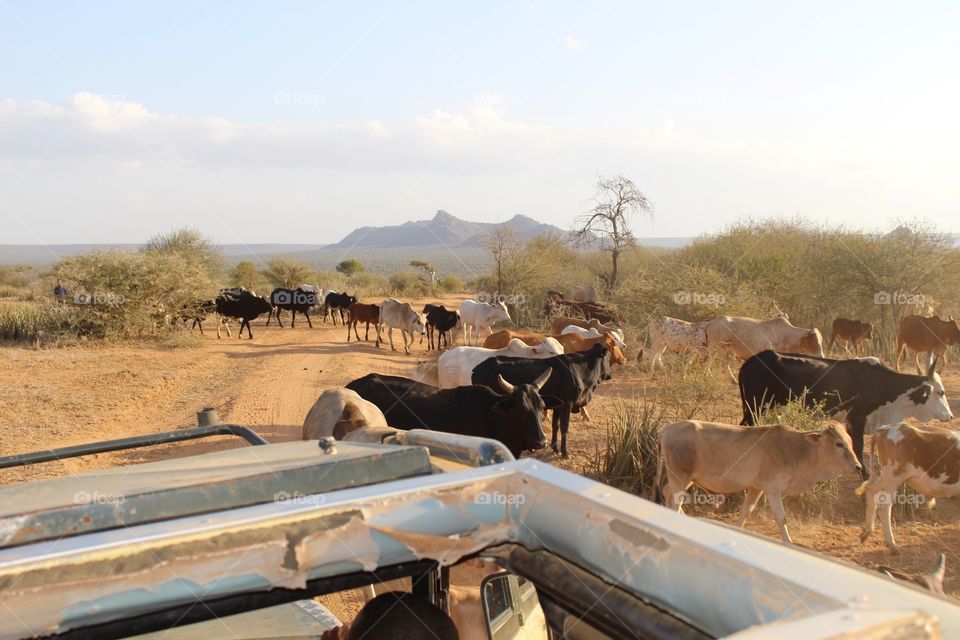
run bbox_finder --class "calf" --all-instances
[346,372,551,458]
[472,343,612,457]
[738,350,952,476]
[323,292,357,326]
[858,422,960,551]
[302,388,388,440]
[896,314,960,373]
[459,299,510,346]
[378,298,425,355]
[828,317,874,356]
[437,337,564,388]
[423,304,460,350]
[656,420,861,543]
[267,286,319,328]
[214,288,272,339]
[346,302,381,343]
[641,316,707,372]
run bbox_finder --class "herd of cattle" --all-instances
[181,286,960,564]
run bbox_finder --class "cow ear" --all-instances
[804,433,823,444]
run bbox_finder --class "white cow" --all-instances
[302,388,387,440]
[437,337,564,388]
[642,316,708,372]
[459,300,510,346]
[560,324,626,350]
[378,298,426,355]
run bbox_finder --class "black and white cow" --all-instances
[738,350,953,477]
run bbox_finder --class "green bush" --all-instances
[388,271,430,297]
[437,274,464,293]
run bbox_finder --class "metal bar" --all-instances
[48,560,438,640]
[0,424,269,470]
[396,429,514,466]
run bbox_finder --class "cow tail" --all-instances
[653,440,665,505]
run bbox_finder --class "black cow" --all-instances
[267,287,319,328]
[323,292,357,326]
[423,304,460,351]
[472,343,612,458]
[346,371,551,458]
[214,288,273,339]
[738,350,953,477]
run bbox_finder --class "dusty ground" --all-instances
[2,295,959,615]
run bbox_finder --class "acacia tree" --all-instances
[410,260,437,295]
[573,175,653,289]
[480,227,523,296]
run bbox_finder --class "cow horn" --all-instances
[497,375,516,394]
[533,368,552,390]
[927,355,940,379]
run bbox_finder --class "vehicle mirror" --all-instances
[481,571,548,640]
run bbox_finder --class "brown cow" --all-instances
[656,420,861,543]
[896,314,960,373]
[858,422,960,550]
[346,302,381,343]
[484,329,626,364]
[828,317,874,355]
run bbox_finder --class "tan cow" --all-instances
[858,422,960,551]
[706,315,824,360]
[656,420,861,543]
[302,388,388,440]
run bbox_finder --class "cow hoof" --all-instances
[859,530,870,543]
[561,452,569,459]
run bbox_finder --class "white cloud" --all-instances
[563,36,582,52]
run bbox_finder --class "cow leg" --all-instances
[291,310,297,328]
[767,490,793,543]
[559,405,572,458]
[879,497,898,551]
[579,407,591,423]
[859,476,882,543]
[737,488,763,528]
[388,327,396,352]
[894,341,905,372]
[364,322,370,341]
[848,415,868,479]
[305,311,313,329]
[550,410,560,454]
[664,478,691,513]
[915,351,925,375]
[403,330,411,355]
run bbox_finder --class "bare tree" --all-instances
[480,227,522,296]
[573,175,653,289]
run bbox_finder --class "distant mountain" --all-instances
[330,210,566,249]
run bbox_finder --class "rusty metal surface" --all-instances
[0,458,956,639]
[0,440,431,548]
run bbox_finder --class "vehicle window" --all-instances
[484,575,514,622]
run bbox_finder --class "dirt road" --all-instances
[1,297,959,602]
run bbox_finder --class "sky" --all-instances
[1,1,959,245]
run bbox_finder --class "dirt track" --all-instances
[1,295,959,605]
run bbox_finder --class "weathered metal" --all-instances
[0,455,955,639]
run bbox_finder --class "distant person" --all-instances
[322,591,460,640]
[53,281,67,304]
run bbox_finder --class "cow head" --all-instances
[492,370,552,455]
[492,301,510,322]
[906,359,954,422]
[412,313,426,335]
[796,328,824,357]
[807,422,861,476]
[947,317,960,344]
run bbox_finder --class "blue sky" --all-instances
[2,1,958,244]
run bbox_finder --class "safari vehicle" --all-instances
[0,412,959,640]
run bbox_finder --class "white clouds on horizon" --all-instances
[1,92,958,243]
